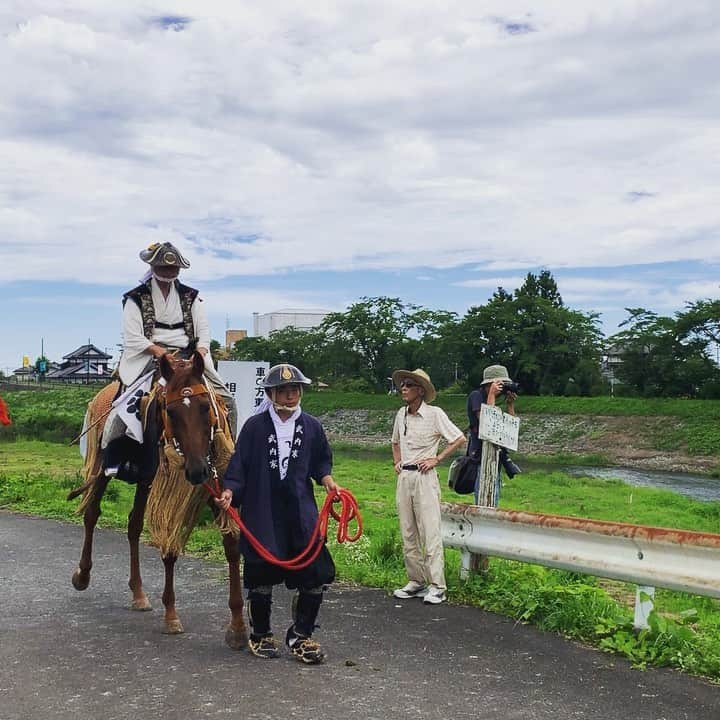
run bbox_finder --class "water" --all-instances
[563,466,719,503]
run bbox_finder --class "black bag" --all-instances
[447,454,480,495]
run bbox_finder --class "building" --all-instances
[225,329,247,350]
[45,344,114,384]
[601,343,629,394]
[252,309,330,338]
[10,365,38,383]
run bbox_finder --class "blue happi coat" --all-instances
[223,409,333,564]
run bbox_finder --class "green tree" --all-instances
[231,327,325,379]
[320,297,456,389]
[34,355,50,377]
[451,273,603,394]
[609,308,720,397]
[676,299,720,346]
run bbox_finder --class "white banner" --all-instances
[477,404,520,451]
[217,360,270,438]
[113,369,155,443]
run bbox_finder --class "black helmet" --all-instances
[139,241,191,268]
[262,364,312,389]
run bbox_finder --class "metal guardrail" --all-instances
[441,502,720,625]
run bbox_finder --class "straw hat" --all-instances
[480,364,512,385]
[391,368,436,403]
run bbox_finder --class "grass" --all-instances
[0,385,100,442]
[1,438,719,680]
[6,385,720,457]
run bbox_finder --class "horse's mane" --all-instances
[146,353,238,557]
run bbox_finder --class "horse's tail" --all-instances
[68,381,119,513]
[67,478,95,502]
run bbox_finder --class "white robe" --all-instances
[117,279,219,386]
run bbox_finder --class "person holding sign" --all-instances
[466,364,521,480]
[391,368,465,605]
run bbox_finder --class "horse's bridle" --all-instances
[160,381,220,472]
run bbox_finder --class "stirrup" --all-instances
[285,626,325,665]
[248,634,280,659]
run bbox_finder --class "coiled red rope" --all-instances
[204,481,363,571]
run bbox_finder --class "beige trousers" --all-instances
[396,469,446,590]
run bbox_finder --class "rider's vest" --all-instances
[122,281,199,343]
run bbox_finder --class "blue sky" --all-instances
[2,2,720,372]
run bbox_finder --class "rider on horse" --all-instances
[102,241,237,482]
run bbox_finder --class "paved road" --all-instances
[1,511,717,720]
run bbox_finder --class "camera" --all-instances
[501,381,520,395]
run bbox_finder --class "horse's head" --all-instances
[159,352,216,486]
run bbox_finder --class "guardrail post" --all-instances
[633,585,655,630]
[461,440,501,577]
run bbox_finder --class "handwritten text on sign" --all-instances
[478,405,520,451]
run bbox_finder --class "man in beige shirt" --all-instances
[391,368,465,604]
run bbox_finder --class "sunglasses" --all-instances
[400,380,419,389]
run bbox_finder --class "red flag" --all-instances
[0,396,11,426]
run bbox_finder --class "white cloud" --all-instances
[453,276,526,289]
[0,0,719,288]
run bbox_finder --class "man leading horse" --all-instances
[102,241,237,482]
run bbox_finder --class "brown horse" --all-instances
[68,352,248,647]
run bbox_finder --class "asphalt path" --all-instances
[1,511,718,720]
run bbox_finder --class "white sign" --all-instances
[478,405,520,451]
[217,360,270,438]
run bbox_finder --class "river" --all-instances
[563,466,719,503]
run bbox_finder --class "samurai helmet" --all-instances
[262,364,312,389]
[139,242,191,268]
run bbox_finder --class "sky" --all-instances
[2,1,720,373]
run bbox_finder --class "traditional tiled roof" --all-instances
[62,344,112,361]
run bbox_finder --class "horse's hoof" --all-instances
[225,626,249,650]
[163,619,184,634]
[72,569,90,591]
[131,596,153,612]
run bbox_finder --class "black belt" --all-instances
[401,464,420,471]
[155,321,185,330]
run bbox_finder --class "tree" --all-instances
[230,327,325,379]
[676,299,720,346]
[609,308,720,397]
[450,273,603,394]
[320,297,457,389]
[34,355,50,378]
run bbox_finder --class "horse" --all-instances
[67,351,248,648]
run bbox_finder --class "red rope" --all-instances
[204,481,363,571]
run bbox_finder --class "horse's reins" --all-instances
[161,381,363,569]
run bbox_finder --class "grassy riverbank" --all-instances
[1,439,719,680]
[4,386,720,470]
